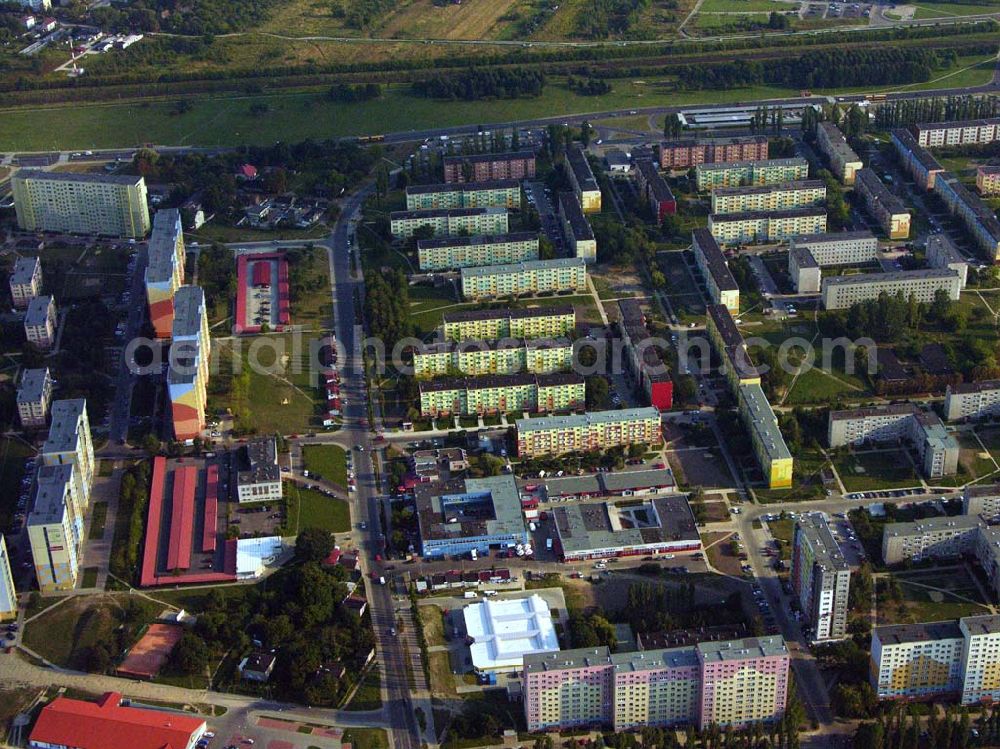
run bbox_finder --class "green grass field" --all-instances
[699,0,797,10]
[286,483,351,533]
[913,1,1000,15]
[834,449,920,492]
[302,444,348,487]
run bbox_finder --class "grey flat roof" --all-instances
[24,295,53,326]
[14,168,144,187]
[391,207,505,221]
[418,372,583,394]
[693,229,738,291]
[790,246,818,269]
[697,157,808,172]
[926,233,966,266]
[558,191,594,241]
[11,256,40,286]
[818,121,860,161]
[855,168,908,215]
[29,464,74,525]
[567,145,599,193]
[524,647,611,674]
[913,117,1000,132]
[406,179,520,195]
[237,437,280,486]
[416,336,571,356]
[712,179,824,197]
[697,635,787,662]
[635,159,675,204]
[961,614,1000,636]
[442,306,574,324]
[710,207,826,222]
[461,257,585,278]
[875,620,964,645]
[146,209,183,285]
[17,367,49,404]
[830,402,918,421]
[417,232,537,250]
[891,129,944,172]
[516,406,660,433]
[884,514,981,538]
[553,494,699,556]
[938,175,1000,239]
[707,304,759,379]
[443,150,535,166]
[611,646,699,672]
[796,512,848,571]
[965,481,1000,498]
[600,468,675,492]
[739,383,792,461]
[951,379,1000,394]
[661,135,767,148]
[172,285,205,339]
[821,268,959,288]
[414,473,525,542]
[43,399,86,453]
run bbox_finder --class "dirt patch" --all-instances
[668,447,733,489]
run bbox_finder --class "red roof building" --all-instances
[29,692,206,749]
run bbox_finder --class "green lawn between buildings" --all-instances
[302,443,348,488]
[285,482,352,534]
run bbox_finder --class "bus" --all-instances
[357,134,386,144]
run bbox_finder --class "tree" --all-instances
[171,631,210,674]
[664,113,683,139]
[586,375,611,409]
[295,527,334,563]
[580,120,592,147]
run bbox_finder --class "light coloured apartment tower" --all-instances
[515,407,662,458]
[925,233,968,289]
[145,209,186,339]
[611,647,701,731]
[24,295,56,350]
[963,482,1000,518]
[691,229,740,313]
[168,286,211,442]
[697,636,789,729]
[523,647,614,732]
[944,380,1000,422]
[441,307,576,342]
[460,258,587,301]
[0,536,17,621]
[708,208,827,246]
[709,180,826,215]
[28,464,82,592]
[959,615,1000,706]
[416,233,539,271]
[881,515,982,566]
[821,269,961,311]
[389,207,509,240]
[792,513,850,641]
[405,180,522,211]
[854,168,910,240]
[870,620,966,700]
[412,337,574,378]
[12,169,150,238]
[9,255,42,309]
[16,366,53,429]
[816,121,863,184]
[41,399,94,515]
[566,144,602,213]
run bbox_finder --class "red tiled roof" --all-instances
[30,692,205,749]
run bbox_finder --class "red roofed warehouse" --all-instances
[29,691,207,749]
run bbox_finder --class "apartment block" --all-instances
[633,159,677,221]
[145,209,186,339]
[619,299,673,411]
[816,122,863,184]
[911,118,1000,148]
[558,192,597,264]
[443,151,536,184]
[695,157,810,191]
[944,380,1000,422]
[692,229,739,313]
[12,170,150,238]
[933,174,1000,261]
[926,233,969,289]
[524,648,614,731]
[9,255,42,309]
[738,383,794,490]
[412,337,574,378]
[963,482,1000,518]
[28,464,82,592]
[611,647,701,731]
[821,269,961,311]
[958,616,1000,706]
[697,637,789,729]
[418,372,585,417]
[168,286,210,442]
[405,179,522,211]
[389,207,509,240]
[41,398,95,515]
[659,136,768,170]
[16,366,52,428]
[871,620,966,700]
[827,403,959,478]
[891,128,944,191]
[460,258,587,300]
[975,526,1000,599]
[708,208,827,246]
[792,513,850,641]
[515,407,662,458]
[788,246,821,294]
[416,232,539,271]
[709,180,826,215]
[706,303,761,391]
[24,295,56,350]
[789,231,878,266]
[567,145,602,213]
[854,168,910,240]
[441,307,575,342]
[882,515,982,565]
[976,165,1000,196]
[0,536,16,621]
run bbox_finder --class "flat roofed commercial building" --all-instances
[460,257,587,300]
[443,151,536,184]
[891,128,944,191]
[405,179,522,211]
[414,474,527,558]
[659,136,768,170]
[709,180,826,215]
[882,514,982,565]
[976,165,1000,196]
[28,463,81,592]
[441,306,575,341]
[854,168,910,240]
[42,398,94,514]
[695,157,809,191]
[567,145,602,213]
[463,594,559,673]
[515,407,662,458]
[418,372,585,417]
[416,232,539,271]
[944,379,1000,422]
[389,207,509,240]
[10,255,41,309]
[12,169,150,238]
[24,294,56,350]
[634,159,677,222]
[144,209,186,339]
[692,229,739,313]
[708,208,827,246]
[235,437,282,503]
[0,536,17,621]
[821,269,961,311]
[168,286,210,442]
[911,118,1000,148]
[816,122,863,184]
[871,620,966,700]
[933,174,1000,261]
[17,366,52,428]
[792,513,850,641]
[412,337,573,378]
[558,192,597,264]
[926,233,968,289]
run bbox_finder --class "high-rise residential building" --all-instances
[558,192,597,264]
[633,159,676,221]
[168,286,210,442]
[416,233,538,271]
[871,620,966,701]
[41,399,94,514]
[460,258,587,300]
[697,637,790,728]
[524,648,615,732]
[944,379,1000,422]
[911,118,1000,148]
[516,407,662,458]
[0,536,17,621]
[566,145,602,213]
[405,180,522,211]
[389,207,509,240]
[815,122,863,184]
[691,229,739,313]
[820,269,962,311]
[958,615,1000,706]
[412,337,574,378]
[144,209,186,339]
[9,255,42,309]
[695,157,810,191]
[16,366,53,429]
[976,165,1000,196]
[891,128,944,191]
[709,180,826,215]
[12,170,150,238]
[441,307,576,342]
[442,151,536,184]
[708,208,827,246]
[24,295,56,350]
[611,647,701,731]
[418,373,585,417]
[28,464,82,592]
[792,513,851,641]
[854,168,910,240]
[933,174,1000,261]
[659,136,768,170]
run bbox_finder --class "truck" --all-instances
[464,591,478,599]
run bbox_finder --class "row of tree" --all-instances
[364,269,411,348]
[412,68,546,101]
[872,94,1000,130]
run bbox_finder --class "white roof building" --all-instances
[462,594,559,672]
[235,536,282,579]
